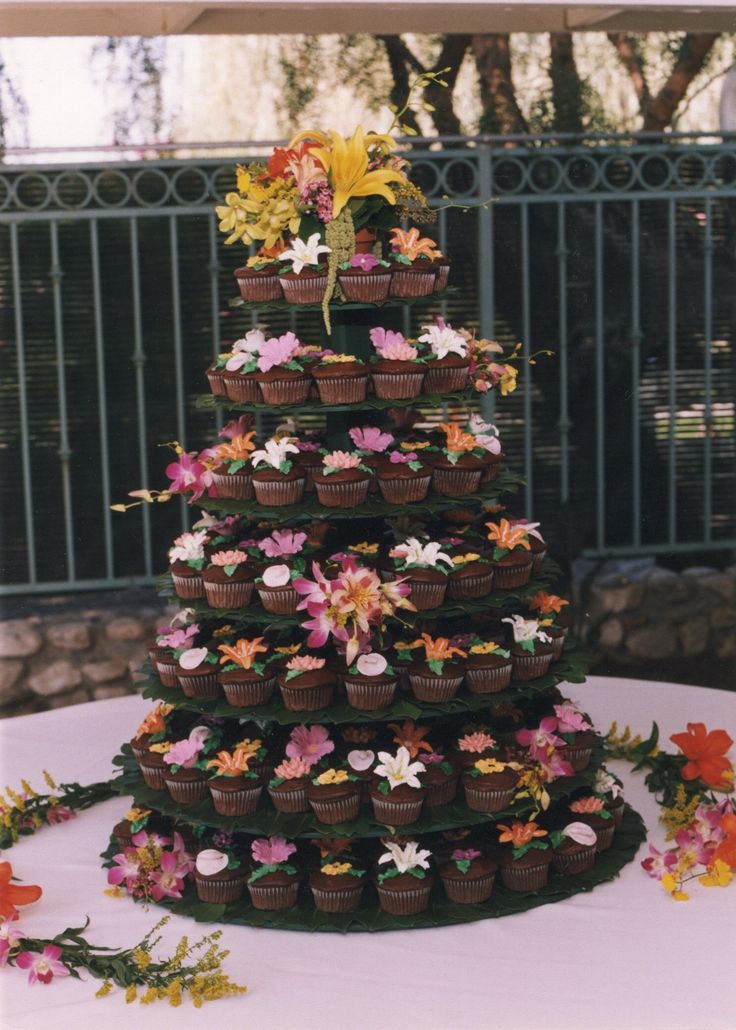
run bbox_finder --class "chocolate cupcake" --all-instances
[463,760,519,813]
[309,863,366,912]
[203,552,255,609]
[195,849,247,904]
[376,454,432,504]
[312,356,369,404]
[439,851,497,904]
[278,657,335,712]
[307,770,361,824]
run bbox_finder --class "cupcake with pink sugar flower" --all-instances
[277,654,336,712]
[451,729,500,770]
[337,251,392,302]
[162,724,221,805]
[246,836,300,910]
[203,546,255,609]
[267,725,335,813]
[419,750,460,808]
[369,327,427,399]
[168,529,208,600]
[312,450,372,508]
[554,700,595,771]
[438,847,497,904]
[348,426,395,493]
[254,330,311,404]
[255,529,312,615]
[550,821,598,875]
[195,840,248,904]
[376,446,433,504]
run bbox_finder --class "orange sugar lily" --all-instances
[529,592,570,615]
[670,723,734,790]
[216,432,257,462]
[496,821,548,847]
[438,422,478,454]
[206,750,251,776]
[0,862,42,919]
[218,637,268,670]
[134,702,172,740]
[390,226,437,261]
[405,633,467,662]
[388,720,433,758]
[486,518,531,552]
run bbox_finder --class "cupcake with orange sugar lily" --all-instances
[388,226,440,297]
[206,748,262,817]
[401,632,468,703]
[217,636,278,707]
[485,518,534,588]
[432,422,487,496]
[496,820,553,891]
[529,591,571,660]
[210,432,256,501]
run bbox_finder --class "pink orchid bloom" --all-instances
[673,827,713,867]
[516,716,564,760]
[349,426,395,452]
[691,803,727,844]
[537,749,575,781]
[258,529,308,558]
[641,844,679,880]
[45,805,76,826]
[107,848,141,888]
[149,850,188,901]
[166,452,206,494]
[16,944,70,985]
[296,439,321,452]
[0,915,25,966]
[220,415,253,440]
[163,737,203,768]
[131,829,170,849]
[369,326,406,355]
[157,625,199,649]
[350,253,380,270]
[251,836,297,866]
[286,724,335,766]
[452,848,482,862]
[554,703,593,734]
[257,332,300,373]
[419,752,446,765]
[389,451,417,464]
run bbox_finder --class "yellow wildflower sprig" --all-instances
[0,773,115,851]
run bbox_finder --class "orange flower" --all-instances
[134,703,172,740]
[670,723,734,790]
[496,821,548,847]
[0,862,42,919]
[485,518,531,552]
[404,633,467,662]
[438,422,478,454]
[388,720,433,758]
[529,592,569,615]
[216,432,257,462]
[711,812,736,868]
[389,226,437,261]
[218,637,268,670]
[314,837,353,859]
[206,749,251,776]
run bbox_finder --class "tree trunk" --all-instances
[424,36,471,136]
[549,33,584,134]
[642,33,719,130]
[471,34,528,136]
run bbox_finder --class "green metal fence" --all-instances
[1,133,735,595]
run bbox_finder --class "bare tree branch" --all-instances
[549,33,584,133]
[644,33,719,130]
[376,35,422,135]
[425,35,472,135]
[607,32,651,108]
[472,34,528,136]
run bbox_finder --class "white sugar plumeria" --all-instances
[280,233,331,274]
[348,749,375,771]
[418,321,467,360]
[378,840,432,875]
[374,746,425,791]
[594,768,623,799]
[168,529,207,563]
[389,537,453,569]
[561,822,598,847]
[170,606,196,627]
[178,647,209,670]
[195,849,229,876]
[356,653,388,677]
[502,614,552,644]
[251,437,300,471]
[262,564,291,588]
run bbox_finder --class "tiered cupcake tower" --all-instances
[107,128,644,931]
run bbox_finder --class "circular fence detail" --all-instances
[12,171,53,211]
[709,151,736,188]
[637,153,674,191]
[409,159,442,199]
[491,157,527,195]
[171,166,212,206]
[92,169,133,208]
[51,171,94,210]
[528,156,564,194]
[131,167,172,207]
[562,155,601,193]
[441,158,478,199]
[601,153,637,191]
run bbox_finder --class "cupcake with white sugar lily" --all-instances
[220,327,268,403]
[168,529,208,600]
[277,654,336,712]
[343,651,398,711]
[463,756,521,814]
[376,446,432,504]
[278,233,331,304]
[217,636,278,708]
[337,251,392,302]
[176,645,222,701]
[467,413,504,483]
[205,747,262,817]
[211,432,257,502]
[312,450,372,509]
[593,766,625,827]
[418,317,470,393]
[384,537,453,610]
[246,836,300,911]
[549,821,599,875]
[375,840,434,915]
[438,846,498,905]
[553,700,595,771]
[254,330,311,405]
[370,746,427,826]
[432,422,488,497]
[502,614,555,682]
[203,546,256,609]
[464,637,513,694]
[368,327,427,399]
[250,436,305,507]
[311,352,369,404]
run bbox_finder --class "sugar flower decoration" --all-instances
[369,327,407,354]
[262,564,291,588]
[168,529,207,563]
[286,655,326,672]
[458,732,497,754]
[286,724,335,766]
[389,720,433,758]
[322,450,362,470]
[210,549,248,567]
[195,849,229,877]
[554,702,593,734]
[389,537,453,569]
[530,592,570,615]
[218,637,268,670]
[356,653,388,677]
[561,822,598,847]
[274,757,312,779]
[569,796,605,814]
[280,233,331,273]
[257,331,301,373]
[502,615,552,644]
[374,746,425,790]
[497,821,548,847]
[251,836,297,866]
[348,749,375,772]
[251,437,300,471]
[259,529,307,557]
[378,841,432,874]
[349,426,395,452]
[178,646,209,670]
[418,317,467,360]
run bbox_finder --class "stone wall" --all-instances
[0,592,172,716]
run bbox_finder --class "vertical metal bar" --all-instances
[89,219,114,579]
[438,206,448,322]
[49,222,76,581]
[703,195,713,543]
[10,223,37,584]
[556,203,570,505]
[521,203,533,518]
[169,215,188,532]
[208,216,224,434]
[667,199,677,545]
[630,200,642,548]
[478,143,495,423]
[130,218,153,577]
[594,202,605,552]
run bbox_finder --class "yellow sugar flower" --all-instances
[315,769,350,786]
[233,737,262,757]
[349,542,379,555]
[470,642,500,655]
[148,742,172,754]
[452,553,480,564]
[474,758,506,774]
[125,807,151,823]
[321,862,353,876]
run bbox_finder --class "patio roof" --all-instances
[2,0,736,36]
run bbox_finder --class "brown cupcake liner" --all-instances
[512,652,554,682]
[279,274,329,304]
[236,275,283,303]
[308,792,360,824]
[609,801,625,829]
[377,474,432,504]
[552,846,597,875]
[223,376,263,404]
[315,375,369,405]
[268,785,309,813]
[154,661,179,688]
[424,365,470,394]
[466,660,512,692]
[130,739,149,764]
[376,882,432,915]
[401,578,447,610]
[170,573,205,600]
[493,562,533,589]
[314,478,370,508]
[563,745,593,772]
[371,794,424,826]
[370,370,425,400]
[434,265,450,292]
[425,777,459,808]
[139,763,168,791]
[310,882,364,913]
[463,782,516,813]
[221,675,276,707]
[531,549,548,577]
[164,776,209,805]
[441,872,495,904]
[177,672,221,700]
[338,273,391,302]
[207,371,227,397]
[593,823,616,852]
[409,673,464,702]
[253,477,305,507]
[195,874,246,904]
[203,579,254,609]
[432,467,482,496]
[500,861,550,892]
[257,585,300,614]
[389,269,436,298]
[209,783,263,816]
[278,681,334,712]
[258,376,311,405]
[248,880,300,911]
[447,569,494,600]
[343,678,397,711]
[549,630,568,661]
[210,471,254,501]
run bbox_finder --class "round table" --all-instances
[1,676,734,1030]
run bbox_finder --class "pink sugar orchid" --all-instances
[419,752,446,765]
[350,253,380,271]
[257,331,300,373]
[641,844,679,880]
[286,725,335,766]
[451,848,481,862]
[259,529,308,557]
[389,450,417,464]
[554,703,593,734]
[157,624,199,649]
[16,944,70,985]
[251,836,297,866]
[349,426,395,452]
[369,327,406,355]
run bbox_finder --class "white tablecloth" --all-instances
[1,676,734,1030]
